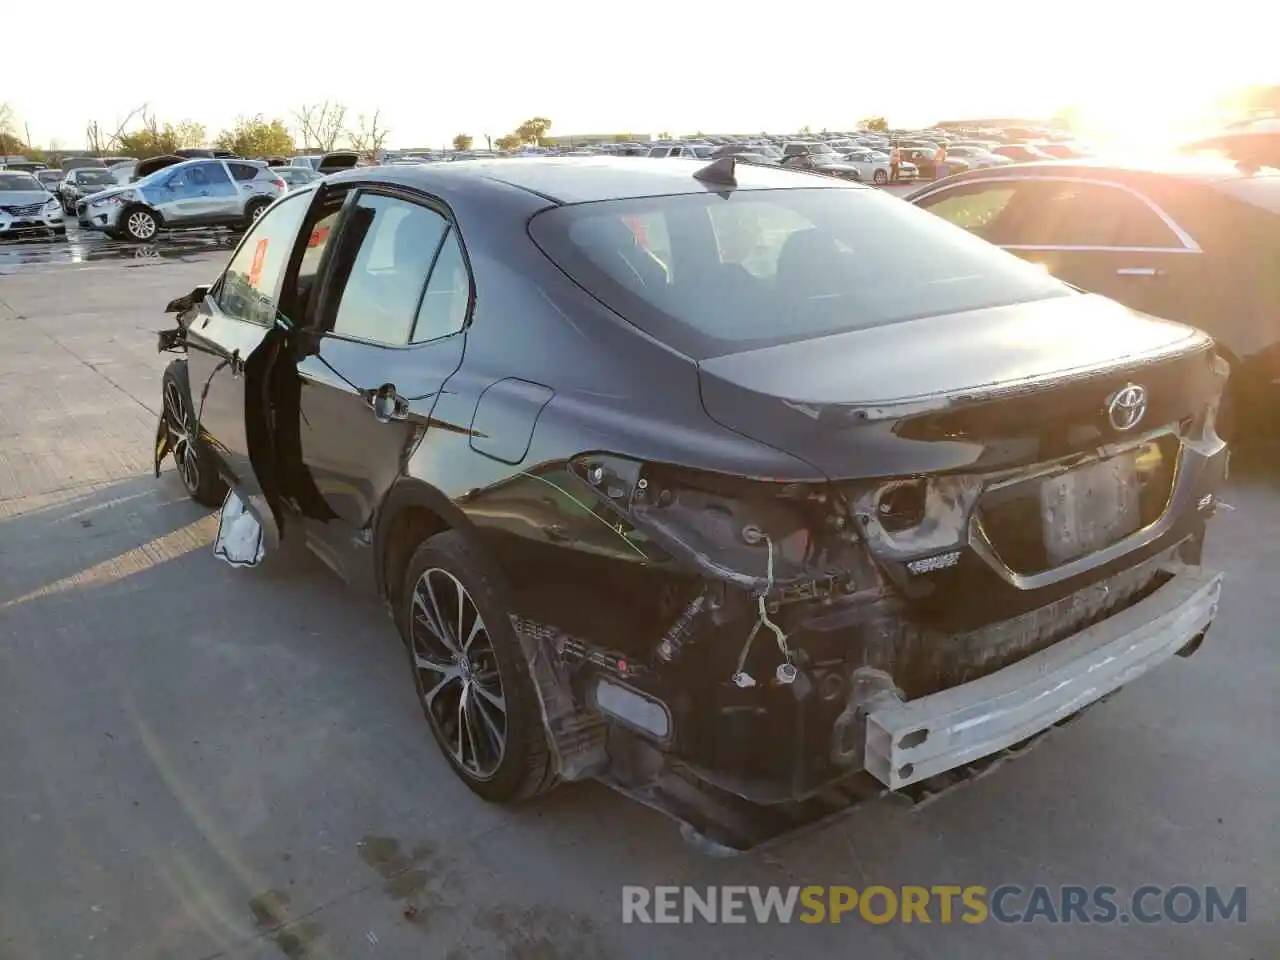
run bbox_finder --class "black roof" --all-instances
[332,156,855,205]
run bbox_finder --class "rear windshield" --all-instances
[75,169,118,186]
[530,187,1072,359]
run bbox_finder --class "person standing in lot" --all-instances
[890,142,901,182]
[934,143,949,180]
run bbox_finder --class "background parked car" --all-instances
[908,159,1280,436]
[780,142,864,181]
[0,170,65,239]
[1180,119,1280,171]
[277,166,324,190]
[34,169,65,194]
[991,143,1056,162]
[77,157,286,241]
[59,156,107,173]
[58,166,121,213]
[942,145,1013,168]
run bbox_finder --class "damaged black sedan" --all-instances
[155,157,1229,852]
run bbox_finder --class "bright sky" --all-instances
[5,1,1277,148]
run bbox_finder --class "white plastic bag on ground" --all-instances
[213,490,266,568]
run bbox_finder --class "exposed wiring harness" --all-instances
[731,535,797,688]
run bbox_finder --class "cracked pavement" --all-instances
[0,247,1276,959]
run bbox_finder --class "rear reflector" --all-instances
[593,678,671,740]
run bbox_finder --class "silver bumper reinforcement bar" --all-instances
[864,565,1224,790]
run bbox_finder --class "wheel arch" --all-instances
[374,477,481,608]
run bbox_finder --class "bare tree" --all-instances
[348,110,391,162]
[85,120,105,155]
[84,104,146,155]
[293,102,348,152]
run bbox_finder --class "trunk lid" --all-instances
[697,294,1216,478]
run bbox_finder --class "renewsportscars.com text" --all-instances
[621,885,1247,925]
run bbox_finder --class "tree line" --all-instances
[0,100,393,161]
[2,101,561,162]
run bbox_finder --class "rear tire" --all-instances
[399,530,556,804]
[873,169,888,185]
[244,198,271,227]
[161,361,229,508]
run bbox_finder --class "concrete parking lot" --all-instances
[0,223,1276,960]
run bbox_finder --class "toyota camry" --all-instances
[153,157,1229,852]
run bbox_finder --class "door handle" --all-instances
[363,383,409,422]
[1116,266,1163,277]
[198,190,210,197]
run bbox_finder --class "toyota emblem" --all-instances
[1107,384,1148,431]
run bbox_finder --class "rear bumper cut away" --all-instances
[864,564,1223,790]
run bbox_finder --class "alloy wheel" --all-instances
[410,567,508,780]
[127,211,157,240]
[163,378,201,494]
[251,204,266,221]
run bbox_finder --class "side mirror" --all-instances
[164,284,210,314]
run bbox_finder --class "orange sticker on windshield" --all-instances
[248,238,269,288]
[623,215,650,249]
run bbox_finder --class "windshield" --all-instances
[0,173,41,191]
[530,187,1073,359]
[76,170,118,186]
[135,164,182,188]
[37,171,64,183]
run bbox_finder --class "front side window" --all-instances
[1010,181,1185,249]
[531,187,1071,360]
[216,192,309,325]
[329,194,450,345]
[915,183,1020,241]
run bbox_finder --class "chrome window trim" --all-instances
[913,174,1203,253]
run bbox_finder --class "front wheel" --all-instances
[873,169,889,185]
[161,361,228,507]
[400,530,556,804]
[121,206,159,242]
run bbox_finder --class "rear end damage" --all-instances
[500,356,1231,854]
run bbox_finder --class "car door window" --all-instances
[916,183,1021,242]
[228,162,261,182]
[216,192,311,325]
[1014,181,1185,249]
[411,228,471,342]
[199,161,232,188]
[329,194,450,346]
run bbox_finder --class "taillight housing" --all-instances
[271,178,287,191]
[568,454,832,590]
